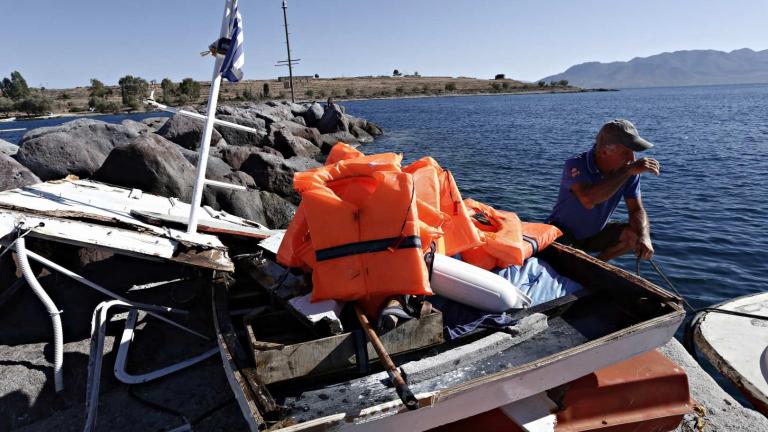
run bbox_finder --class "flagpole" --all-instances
[187,0,235,234]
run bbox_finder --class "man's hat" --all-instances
[598,119,654,151]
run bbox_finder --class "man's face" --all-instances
[598,144,635,174]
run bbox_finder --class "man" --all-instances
[547,119,660,262]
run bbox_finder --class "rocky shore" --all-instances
[0,100,382,228]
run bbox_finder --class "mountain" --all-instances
[540,48,768,88]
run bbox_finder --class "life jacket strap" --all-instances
[522,235,539,255]
[315,236,422,262]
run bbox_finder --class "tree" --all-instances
[15,95,52,115]
[178,78,200,101]
[494,74,506,80]
[89,79,108,98]
[118,75,149,110]
[392,69,402,77]
[314,73,319,79]
[537,80,546,87]
[558,79,569,86]
[0,97,13,115]
[1,71,30,100]
[305,89,314,98]
[549,80,558,87]
[445,83,456,91]
[160,78,177,103]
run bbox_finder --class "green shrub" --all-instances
[445,83,456,91]
[345,88,355,96]
[305,89,314,97]
[491,83,502,91]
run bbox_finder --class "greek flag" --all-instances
[220,0,244,82]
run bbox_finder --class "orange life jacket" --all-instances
[403,158,483,256]
[277,147,434,305]
[325,142,364,165]
[461,199,562,270]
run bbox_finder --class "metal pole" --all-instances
[187,0,235,234]
[282,0,295,103]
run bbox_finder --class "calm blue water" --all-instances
[343,85,768,309]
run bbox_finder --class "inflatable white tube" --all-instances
[431,254,531,313]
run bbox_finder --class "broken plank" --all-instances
[249,311,444,384]
[0,210,233,272]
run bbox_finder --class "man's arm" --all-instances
[571,157,659,209]
[626,196,653,259]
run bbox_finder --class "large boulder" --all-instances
[349,124,374,143]
[141,117,169,132]
[241,103,295,125]
[269,121,322,148]
[316,104,348,134]
[177,146,233,181]
[240,153,320,202]
[214,115,267,147]
[0,138,18,157]
[0,153,41,191]
[15,118,139,180]
[93,133,195,201]
[320,132,359,153]
[259,191,297,229]
[363,121,383,137]
[121,119,152,135]
[157,113,226,150]
[213,171,268,225]
[273,130,321,160]
[220,145,278,170]
[302,102,324,127]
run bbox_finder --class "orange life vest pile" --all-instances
[277,143,562,315]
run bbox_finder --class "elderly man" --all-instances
[547,119,660,261]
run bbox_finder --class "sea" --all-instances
[2,84,766,403]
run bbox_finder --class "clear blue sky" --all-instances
[3,0,767,88]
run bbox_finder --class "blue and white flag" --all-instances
[220,0,244,82]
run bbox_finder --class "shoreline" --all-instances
[5,87,617,118]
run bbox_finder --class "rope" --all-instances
[635,256,768,359]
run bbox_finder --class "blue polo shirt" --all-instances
[547,149,640,240]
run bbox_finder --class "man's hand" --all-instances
[635,235,654,260]
[628,157,660,176]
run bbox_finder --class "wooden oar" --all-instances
[354,303,419,410]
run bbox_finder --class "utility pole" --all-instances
[281,0,295,102]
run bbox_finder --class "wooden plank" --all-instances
[250,311,444,384]
[211,273,279,425]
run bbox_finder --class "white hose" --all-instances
[15,237,64,392]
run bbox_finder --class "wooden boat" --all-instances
[693,292,768,415]
[213,242,685,431]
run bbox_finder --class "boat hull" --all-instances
[214,243,685,431]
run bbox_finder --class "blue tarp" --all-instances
[433,257,583,339]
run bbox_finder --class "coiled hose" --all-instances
[15,236,64,392]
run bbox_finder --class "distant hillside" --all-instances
[541,48,768,88]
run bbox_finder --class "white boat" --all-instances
[693,292,768,414]
[0,117,16,122]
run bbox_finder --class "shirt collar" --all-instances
[585,148,599,175]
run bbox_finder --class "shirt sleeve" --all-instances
[561,157,590,191]
[623,174,641,199]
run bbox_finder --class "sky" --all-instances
[2,0,767,89]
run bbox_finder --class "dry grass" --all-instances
[39,76,576,114]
